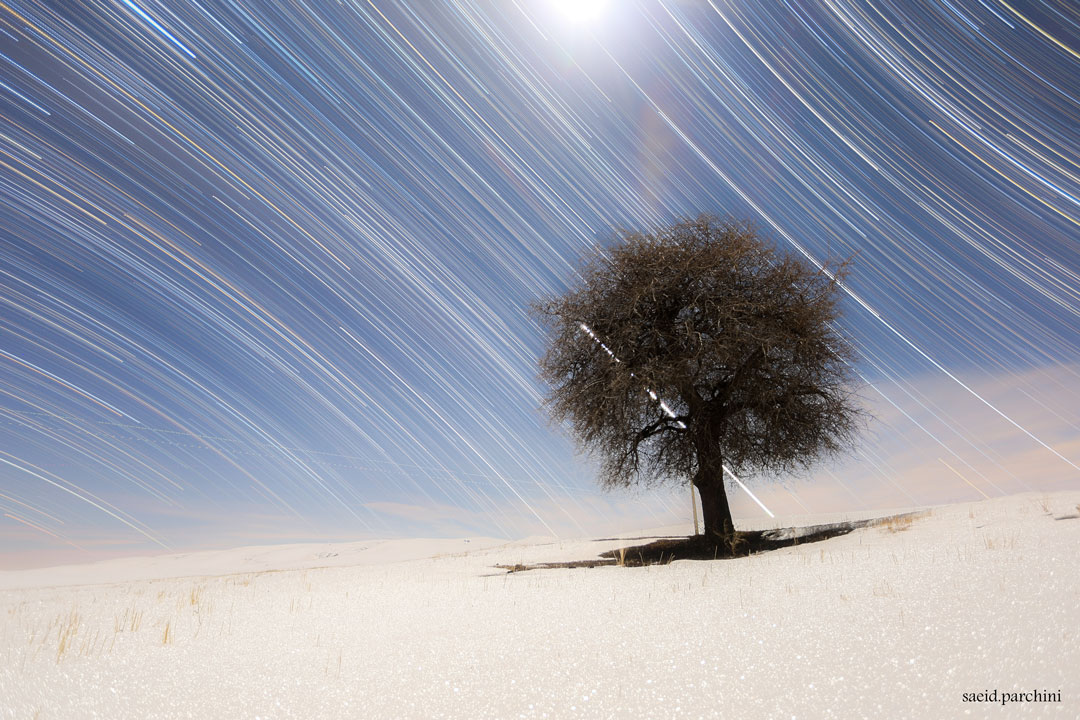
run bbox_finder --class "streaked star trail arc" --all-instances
[0,0,1077,562]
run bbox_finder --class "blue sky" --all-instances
[1,0,1077,568]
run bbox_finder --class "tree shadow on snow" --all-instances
[598,520,869,566]
[496,513,924,572]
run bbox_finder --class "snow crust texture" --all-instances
[1,492,1078,719]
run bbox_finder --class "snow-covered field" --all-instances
[1,492,1078,719]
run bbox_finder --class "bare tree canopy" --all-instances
[533,215,863,541]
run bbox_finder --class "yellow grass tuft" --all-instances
[55,608,79,664]
[871,511,926,533]
[872,579,896,597]
[984,533,1018,551]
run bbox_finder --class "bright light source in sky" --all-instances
[550,0,609,24]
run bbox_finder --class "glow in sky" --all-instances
[549,0,611,25]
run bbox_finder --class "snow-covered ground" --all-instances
[1,491,1077,719]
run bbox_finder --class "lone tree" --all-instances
[533,215,862,545]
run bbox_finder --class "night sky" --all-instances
[1,0,1077,566]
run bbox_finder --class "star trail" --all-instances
[1,0,1077,564]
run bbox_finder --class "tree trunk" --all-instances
[693,460,734,543]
